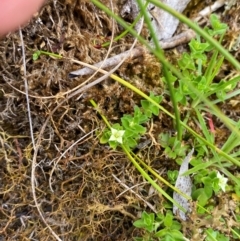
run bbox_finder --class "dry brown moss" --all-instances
[0,0,239,240]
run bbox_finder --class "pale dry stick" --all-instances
[70,28,198,77]
[70,0,225,77]
[19,30,35,148]
[49,129,96,192]
[194,0,225,22]
[112,174,157,213]
[69,30,196,77]
[69,47,144,77]
[28,11,144,241]
[19,29,62,241]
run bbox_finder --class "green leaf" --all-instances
[163,212,173,228]
[134,211,155,232]
[156,213,165,221]
[100,130,111,144]
[165,234,176,241]
[111,123,123,130]
[203,184,213,198]
[121,115,146,136]
[171,229,186,240]
[33,50,41,60]
[174,91,183,102]
[154,228,168,237]
[171,220,182,231]
[167,170,178,184]
[165,146,177,159]
[167,71,178,83]
[192,188,210,206]
[133,219,145,228]
[209,14,228,35]
[108,141,119,149]
[134,124,146,134]
[201,176,212,185]
[141,92,162,118]
[189,38,210,54]
[205,228,229,241]
[191,52,207,63]
[158,133,170,147]
[178,52,195,70]
[123,136,137,149]
[134,106,148,124]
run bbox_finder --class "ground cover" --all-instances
[0,0,240,240]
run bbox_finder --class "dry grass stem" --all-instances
[113,174,157,213]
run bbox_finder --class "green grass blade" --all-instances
[136,0,182,140]
[91,0,240,143]
[148,0,240,70]
[221,120,240,154]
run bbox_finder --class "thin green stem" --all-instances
[148,0,240,71]
[90,99,186,211]
[136,0,182,141]
[91,0,240,143]
[109,74,240,168]
[101,10,143,47]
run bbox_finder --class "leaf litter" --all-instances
[173,148,194,221]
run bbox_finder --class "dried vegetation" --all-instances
[0,0,239,240]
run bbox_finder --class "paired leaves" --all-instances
[133,211,186,241]
[100,92,162,150]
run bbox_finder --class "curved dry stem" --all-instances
[49,129,96,192]
[19,28,62,241]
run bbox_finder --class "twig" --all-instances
[69,0,225,78]
[69,29,195,77]
[112,174,157,213]
[69,47,144,77]
[194,0,225,22]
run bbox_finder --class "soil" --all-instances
[0,0,239,240]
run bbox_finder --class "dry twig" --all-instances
[69,0,225,77]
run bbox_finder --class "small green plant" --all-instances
[167,170,178,184]
[31,49,62,60]
[205,228,230,241]
[166,14,229,109]
[133,211,186,241]
[158,132,188,160]
[90,2,240,239]
[192,170,228,211]
[100,92,162,151]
